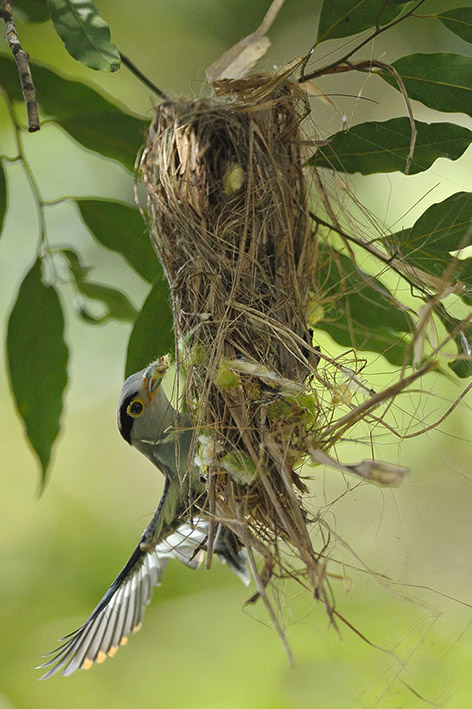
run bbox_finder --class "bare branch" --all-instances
[1,0,39,132]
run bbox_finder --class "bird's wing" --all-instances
[38,519,209,679]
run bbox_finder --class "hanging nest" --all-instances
[139,67,416,630]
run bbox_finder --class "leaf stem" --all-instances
[1,87,48,251]
[119,52,168,99]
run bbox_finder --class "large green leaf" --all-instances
[14,0,50,23]
[75,200,160,283]
[316,0,413,43]
[0,162,6,238]
[313,242,413,365]
[0,55,147,171]
[380,53,472,118]
[48,0,120,72]
[309,119,472,175]
[437,8,472,44]
[7,259,69,479]
[387,192,472,287]
[125,277,173,378]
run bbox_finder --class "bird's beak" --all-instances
[143,363,162,401]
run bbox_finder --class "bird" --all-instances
[39,358,249,679]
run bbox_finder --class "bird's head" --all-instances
[117,358,172,448]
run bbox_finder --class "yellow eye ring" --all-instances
[127,398,144,418]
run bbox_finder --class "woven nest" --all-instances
[140,71,355,623]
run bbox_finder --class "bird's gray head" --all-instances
[117,361,173,448]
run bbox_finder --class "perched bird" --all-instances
[39,359,249,679]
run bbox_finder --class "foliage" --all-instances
[0,0,471,487]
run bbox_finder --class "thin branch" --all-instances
[349,59,417,174]
[305,57,417,173]
[299,0,428,83]
[2,89,47,249]
[119,52,168,100]
[319,361,437,445]
[0,0,39,132]
[257,0,286,35]
[401,380,472,439]
[309,212,452,299]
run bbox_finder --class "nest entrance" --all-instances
[141,73,333,624]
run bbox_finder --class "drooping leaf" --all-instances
[76,281,137,322]
[313,241,413,365]
[380,53,472,118]
[47,0,121,72]
[14,0,50,23]
[309,119,472,175]
[7,259,69,479]
[0,162,6,238]
[60,247,138,323]
[316,0,413,43]
[386,192,472,291]
[437,8,472,44]
[75,200,160,283]
[125,277,173,378]
[0,55,147,171]
[434,303,472,378]
[59,247,92,283]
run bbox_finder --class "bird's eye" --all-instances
[127,399,144,418]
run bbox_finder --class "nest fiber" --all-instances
[141,73,332,611]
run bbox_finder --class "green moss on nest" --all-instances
[221,451,257,485]
[214,359,240,391]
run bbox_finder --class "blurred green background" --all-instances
[1,1,471,706]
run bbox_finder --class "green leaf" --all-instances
[437,8,472,44]
[433,303,472,378]
[313,242,413,365]
[75,200,160,283]
[0,162,6,238]
[316,0,413,42]
[14,0,50,23]
[319,320,410,366]
[59,247,91,282]
[76,281,137,322]
[47,0,120,72]
[0,55,147,171]
[125,277,173,378]
[380,53,472,118]
[59,247,137,322]
[7,259,69,478]
[309,119,472,175]
[387,192,472,288]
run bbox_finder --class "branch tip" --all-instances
[1,0,39,132]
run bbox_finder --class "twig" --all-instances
[299,0,428,83]
[347,59,417,175]
[309,212,450,298]
[319,361,437,444]
[1,0,39,131]
[256,0,286,35]
[306,57,417,173]
[119,52,168,99]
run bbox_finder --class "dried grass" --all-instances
[139,67,432,638]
